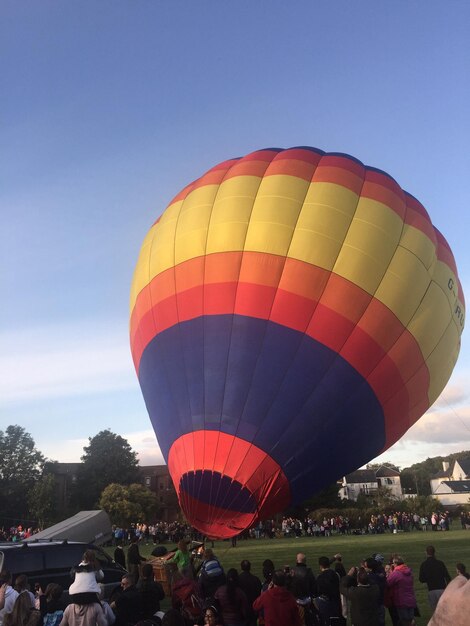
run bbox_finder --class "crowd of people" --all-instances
[0,528,40,543]
[1,541,468,626]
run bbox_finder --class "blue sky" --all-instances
[2,1,470,470]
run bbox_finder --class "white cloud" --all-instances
[37,428,165,467]
[0,320,136,404]
[123,428,166,466]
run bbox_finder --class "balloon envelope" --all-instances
[130,147,465,538]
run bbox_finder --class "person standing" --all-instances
[169,540,191,578]
[114,541,126,570]
[238,560,261,626]
[214,569,249,626]
[314,557,342,626]
[253,570,301,626]
[386,557,417,626]
[291,553,316,600]
[419,545,451,613]
[340,567,379,626]
[127,537,146,584]
[136,564,165,619]
[0,571,19,624]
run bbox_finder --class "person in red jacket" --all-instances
[253,570,301,626]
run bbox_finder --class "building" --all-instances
[45,462,180,523]
[339,465,403,501]
[430,459,470,506]
[43,461,81,519]
[138,465,180,522]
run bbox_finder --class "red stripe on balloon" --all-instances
[167,431,291,537]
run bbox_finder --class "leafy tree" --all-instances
[370,486,400,511]
[401,495,442,516]
[0,425,45,524]
[28,472,57,528]
[73,430,140,509]
[99,483,156,526]
[366,462,401,472]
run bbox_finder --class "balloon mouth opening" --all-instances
[177,470,259,538]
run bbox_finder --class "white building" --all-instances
[431,459,470,506]
[339,466,402,501]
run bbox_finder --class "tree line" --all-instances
[0,425,157,529]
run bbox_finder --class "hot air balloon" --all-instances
[130,147,465,538]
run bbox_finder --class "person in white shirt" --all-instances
[0,572,19,626]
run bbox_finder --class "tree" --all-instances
[99,483,157,526]
[366,462,401,472]
[0,425,45,524]
[28,473,57,528]
[73,430,140,509]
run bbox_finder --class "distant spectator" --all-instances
[113,542,126,570]
[127,538,147,585]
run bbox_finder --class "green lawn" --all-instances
[109,529,470,624]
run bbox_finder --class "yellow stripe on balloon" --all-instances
[244,175,310,255]
[290,183,359,270]
[333,196,404,295]
[426,323,461,404]
[375,246,432,327]
[206,176,262,253]
[174,185,219,265]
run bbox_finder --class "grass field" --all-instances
[109,529,470,624]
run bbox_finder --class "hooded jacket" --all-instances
[0,586,19,625]
[253,586,301,626]
[386,565,417,608]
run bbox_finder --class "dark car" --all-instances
[0,540,127,598]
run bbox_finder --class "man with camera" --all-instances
[340,566,379,626]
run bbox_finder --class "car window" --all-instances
[45,546,85,570]
[2,549,44,574]
[94,548,112,566]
